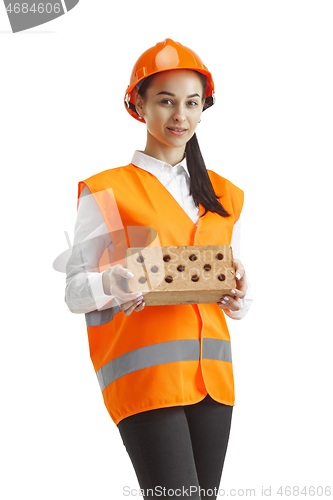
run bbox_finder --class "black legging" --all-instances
[118,394,233,499]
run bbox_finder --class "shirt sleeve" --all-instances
[224,216,253,320]
[65,185,116,314]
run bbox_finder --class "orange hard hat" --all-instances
[124,38,215,122]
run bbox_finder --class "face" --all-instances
[135,69,205,154]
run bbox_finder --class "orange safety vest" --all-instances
[77,163,244,426]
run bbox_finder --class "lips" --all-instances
[167,127,187,135]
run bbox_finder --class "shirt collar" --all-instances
[131,150,190,177]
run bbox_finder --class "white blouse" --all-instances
[65,150,253,319]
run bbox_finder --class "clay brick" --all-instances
[124,245,236,306]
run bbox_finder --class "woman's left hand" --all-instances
[218,258,247,312]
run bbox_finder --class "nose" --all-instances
[172,103,186,123]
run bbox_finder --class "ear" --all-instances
[135,90,145,118]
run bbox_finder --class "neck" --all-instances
[143,133,186,166]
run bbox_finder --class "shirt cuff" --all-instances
[88,271,115,310]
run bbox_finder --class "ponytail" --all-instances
[185,133,231,218]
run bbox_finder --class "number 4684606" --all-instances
[6,3,61,14]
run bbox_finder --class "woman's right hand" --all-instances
[102,264,145,316]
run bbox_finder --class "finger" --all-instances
[134,300,146,312]
[230,283,246,300]
[237,279,247,295]
[122,297,144,316]
[218,295,233,309]
[235,270,246,281]
[113,287,144,305]
[131,298,146,314]
[116,294,143,310]
[110,265,137,296]
[113,264,135,279]
[233,274,247,297]
[233,258,245,280]
[111,268,145,303]
[219,295,242,311]
[124,268,134,278]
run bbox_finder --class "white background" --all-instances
[1,1,332,498]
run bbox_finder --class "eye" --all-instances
[187,100,199,107]
[161,99,173,105]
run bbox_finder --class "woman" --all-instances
[66,39,253,500]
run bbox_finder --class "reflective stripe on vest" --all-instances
[96,338,232,392]
[85,303,122,328]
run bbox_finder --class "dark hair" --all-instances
[137,71,231,219]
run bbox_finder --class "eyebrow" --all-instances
[157,91,201,98]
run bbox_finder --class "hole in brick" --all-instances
[189,254,197,261]
[151,266,159,273]
[137,256,144,263]
[177,265,185,272]
[139,276,147,284]
[165,276,173,283]
[191,275,199,282]
[215,253,224,260]
[203,264,211,271]
[163,255,171,262]
[218,274,226,281]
